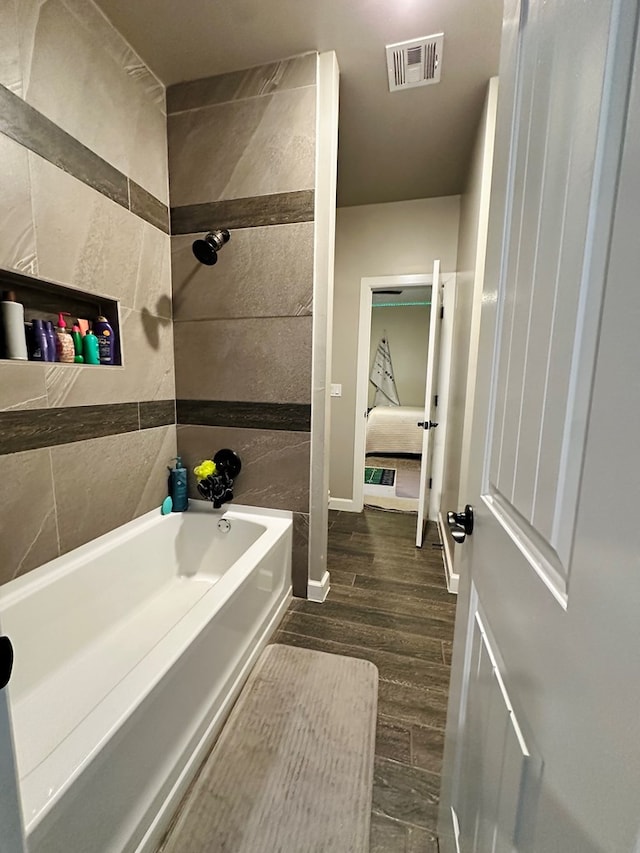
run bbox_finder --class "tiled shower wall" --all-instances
[0,0,176,585]
[168,54,317,597]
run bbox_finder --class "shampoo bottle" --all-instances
[29,319,50,361]
[55,312,75,363]
[44,321,57,361]
[168,457,189,512]
[1,291,28,360]
[83,328,100,365]
[94,315,114,365]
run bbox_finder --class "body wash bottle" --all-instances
[55,312,75,363]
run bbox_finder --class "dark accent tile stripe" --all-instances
[0,400,177,455]
[176,399,311,432]
[171,190,315,234]
[139,399,176,429]
[167,54,316,114]
[129,180,170,234]
[0,403,139,455]
[0,84,168,234]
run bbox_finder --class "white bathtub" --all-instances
[0,501,292,853]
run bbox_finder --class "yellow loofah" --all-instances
[194,459,217,480]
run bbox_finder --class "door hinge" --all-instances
[440,305,444,319]
[428,477,433,489]
[434,394,438,407]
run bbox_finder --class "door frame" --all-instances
[331,272,455,514]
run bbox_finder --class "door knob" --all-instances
[447,505,474,544]
[0,636,13,689]
[417,421,439,430]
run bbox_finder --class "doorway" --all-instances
[364,285,431,512]
[350,271,456,544]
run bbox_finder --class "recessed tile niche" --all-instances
[0,267,122,366]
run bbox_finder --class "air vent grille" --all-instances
[386,34,444,92]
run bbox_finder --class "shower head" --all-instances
[192,229,231,265]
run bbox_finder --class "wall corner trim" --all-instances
[307,570,330,603]
[438,511,459,594]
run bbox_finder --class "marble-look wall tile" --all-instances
[172,223,313,321]
[51,425,176,553]
[45,308,175,407]
[177,425,310,512]
[168,86,316,207]
[30,154,172,316]
[167,54,316,114]
[173,316,311,405]
[174,316,312,403]
[0,447,59,584]
[0,0,22,96]
[18,0,168,203]
[0,363,47,411]
[134,221,172,319]
[0,133,37,274]
[292,512,309,598]
[59,0,165,112]
[30,152,141,303]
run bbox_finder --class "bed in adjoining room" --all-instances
[365,405,424,457]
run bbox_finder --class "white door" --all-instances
[0,635,25,851]
[439,1,640,851]
[415,259,441,546]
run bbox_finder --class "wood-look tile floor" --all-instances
[273,508,457,853]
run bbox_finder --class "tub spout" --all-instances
[195,449,241,509]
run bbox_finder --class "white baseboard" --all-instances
[307,570,330,602]
[329,497,358,512]
[438,511,459,594]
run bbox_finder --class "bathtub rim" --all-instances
[0,502,290,610]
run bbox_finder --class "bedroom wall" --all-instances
[368,305,431,408]
[330,197,460,504]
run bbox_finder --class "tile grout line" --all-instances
[47,446,62,558]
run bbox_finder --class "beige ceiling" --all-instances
[94,0,504,207]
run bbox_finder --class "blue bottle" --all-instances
[44,321,57,361]
[29,319,50,361]
[168,457,189,512]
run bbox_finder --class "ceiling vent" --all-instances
[386,34,444,92]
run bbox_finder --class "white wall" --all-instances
[368,305,431,408]
[330,197,460,502]
[440,78,498,562]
